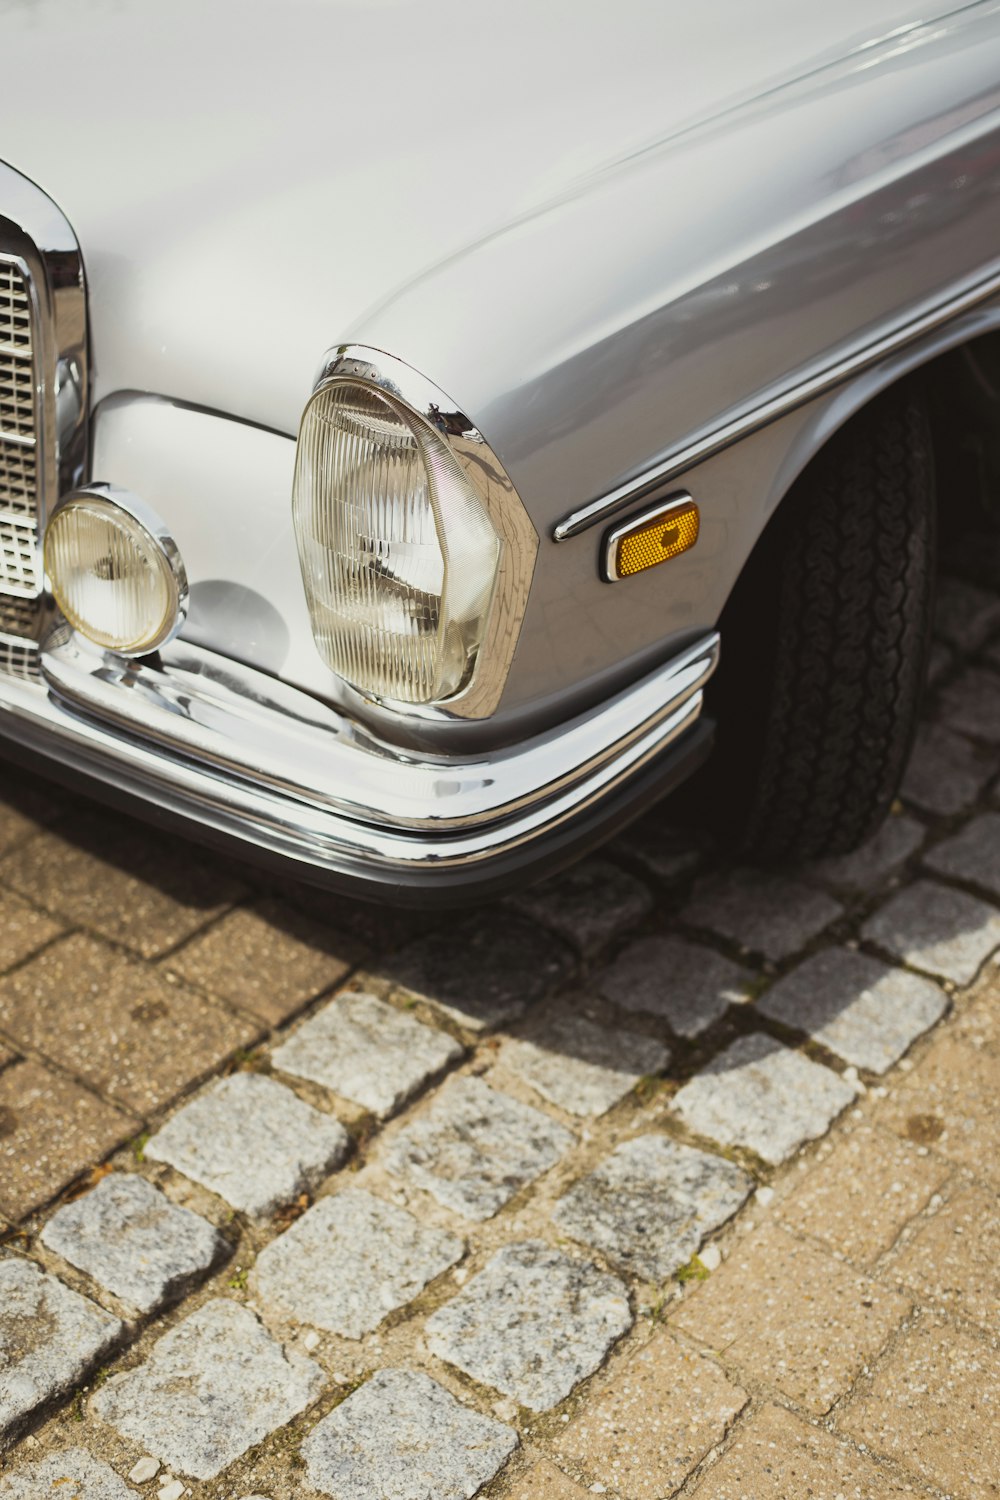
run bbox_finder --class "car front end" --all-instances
[5,0,1000,900]
[0,161,718,901]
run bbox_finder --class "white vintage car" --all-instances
[1,0,999,900]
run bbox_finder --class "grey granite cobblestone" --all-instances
[596,935,752,1036]
[902,721,997,815]
[384,912,574,1031]
[806,814,924,894]
[425,1240,632,1410]
[552,1134,752,1281]
[0,1447,136,1498]
[681,870,843,960]
[936,665,1000,743]
[251,1187,463,1338]
[92,1299,324,1480]
[0,1257,123,1449]
[501,1009,669,1117]
[758,948,947,1073]
[384,1075,574,1219]
[609,825,707,884]
[144,1072,349,1220]
[671,1032,858,1164]
[271,990,462,1118]
[862,879,1000,984]
[508,858,653,956]
[41,1173,224,1315]
[924,812,1000,900]
[301,1369,517,1500]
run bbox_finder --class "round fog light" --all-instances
[44,485,187,655]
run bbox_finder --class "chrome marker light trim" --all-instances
[46,483,189,655]
[309,346,538,720]
[602,492,696,583]
[553,261,1000,542]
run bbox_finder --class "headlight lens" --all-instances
[44,494,184,655]
[292,379,501,705]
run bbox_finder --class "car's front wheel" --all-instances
[700,382,937,861]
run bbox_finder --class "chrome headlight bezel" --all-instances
[292,346,538,721]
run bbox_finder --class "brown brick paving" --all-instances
[689,1402,929,1499]
[505,1461,591,1499]
[875,1032,1000,1187]
[776,1123,949,1267]
[0,777,56,859]
[671,1222,911,1414]
[286,876,440,953]
[839,1315,1000,1498]
[554,1330,747,1499]
[952,968,1000,1053]
[0,1058,133,1219]
[0,933,259,1115]
[0,888,64,973]
[167,897,359,1027]
[887,1181,1000,1333]
[0,814,247,958]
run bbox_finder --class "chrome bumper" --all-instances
[0,632,719,902]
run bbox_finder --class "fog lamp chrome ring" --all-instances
[44,483,188,657]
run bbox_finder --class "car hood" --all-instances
[2,0,964,437]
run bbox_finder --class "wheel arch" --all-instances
[764,303,1000,538]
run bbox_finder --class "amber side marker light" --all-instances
[603,493,700,582]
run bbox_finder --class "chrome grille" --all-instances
[0,597,41,678]
[0,594,38,636]
[0,256,41,616]
[0,636,40,680]
[0,260,31,351]
[0,437,36,513]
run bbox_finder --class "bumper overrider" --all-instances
[0,629,718,904]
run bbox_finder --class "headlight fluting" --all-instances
[292,379,501,706]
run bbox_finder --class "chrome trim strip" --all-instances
[553,260,1000,541]
[603,492,695,583]
[38,629,718,839]
[309,345,539,720]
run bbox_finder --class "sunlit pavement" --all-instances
[0,545,998,1498]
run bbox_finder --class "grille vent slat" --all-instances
[0,635,40,680]
[0,256,41,634]
[0,261,32,355]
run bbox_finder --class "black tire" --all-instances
[699,383,937,861]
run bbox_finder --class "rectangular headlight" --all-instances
[292,379,501,707]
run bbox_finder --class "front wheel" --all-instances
[699,384,937,861]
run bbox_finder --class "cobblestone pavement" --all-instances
[0,543,999,1499]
